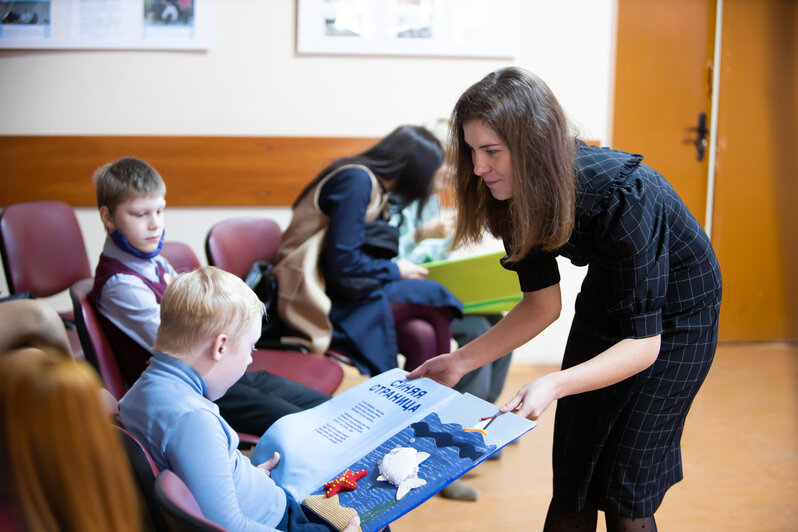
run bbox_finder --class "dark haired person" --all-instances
[409,68,722,531]
[276,125,461,376]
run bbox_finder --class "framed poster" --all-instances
[0,0,214,50]
[297,0,518,58]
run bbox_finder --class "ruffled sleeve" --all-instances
[501,241,560,293]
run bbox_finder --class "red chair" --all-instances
[161,241,201,273]
[205,217,452,371]
[0,200,91,358]
[163,239,344,396]
[154,470,226,532]
[71,277,261,448]
[70,278,127,400]
[115,425,169,532]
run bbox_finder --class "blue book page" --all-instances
[250,368,459,501]
[303,394,536,532]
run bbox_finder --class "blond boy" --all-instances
[119,267,357,531]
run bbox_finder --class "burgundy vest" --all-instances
[89,255,169,387]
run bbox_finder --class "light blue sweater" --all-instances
[119,353,287,531]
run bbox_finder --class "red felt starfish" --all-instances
[323,468,368,498]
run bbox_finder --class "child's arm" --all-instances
[96,275,162,349]
[166,410,285,531]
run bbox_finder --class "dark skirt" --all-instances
[552,261,722,517]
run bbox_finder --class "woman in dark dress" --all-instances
[408,67,722,531]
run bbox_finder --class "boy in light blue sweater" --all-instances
[119,266,358,531]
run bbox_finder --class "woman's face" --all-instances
[463,120,513,200]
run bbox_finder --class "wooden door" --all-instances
[612,0,716,224]
[613,0,796,341]
[710,0,798,341]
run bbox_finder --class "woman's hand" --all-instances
[406,351,468,388]
[500,335,662,421]
[256,451,280,477]
[342,515,361,532]
[500,373,560,421]
[396,258,428,280]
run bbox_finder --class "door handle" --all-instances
[686,112,709,162]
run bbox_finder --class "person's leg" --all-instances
[480,313,513,404]
[451,315,493,399]
[216,371,329,435]
[247,370,330,410]
[450,314,490,346]
[485,351,513,404]
[543,498,598,532]
[439,480,479,501]
[604,512,657,532]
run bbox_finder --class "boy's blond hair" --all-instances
[154,267,264,358]
[93,157,166,213]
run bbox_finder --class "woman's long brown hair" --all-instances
[449,67,576,262]
[0,348,142,532]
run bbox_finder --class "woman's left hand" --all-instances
[256,451,281,476]
[500,374,559,421]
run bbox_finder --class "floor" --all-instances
[334,343,797,532]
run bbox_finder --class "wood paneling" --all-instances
[0,136,380,207]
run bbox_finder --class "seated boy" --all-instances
[91,157,329,435]
[119,266,359,531]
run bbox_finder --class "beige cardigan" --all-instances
[274,164,388,353]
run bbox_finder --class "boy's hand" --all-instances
[256,451,280,477]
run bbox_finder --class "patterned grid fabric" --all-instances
[505,141,722,517]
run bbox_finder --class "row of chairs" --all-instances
[0,200,453,531]
[0,200,452,389]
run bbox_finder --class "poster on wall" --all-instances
[297,0,518,58]
[0,0,214,49]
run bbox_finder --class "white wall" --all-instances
[0,0,615,364]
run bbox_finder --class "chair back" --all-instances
[154,470,226,532]
[161,241,201,274]
[205,218,282,279]
[115,425,169,532]
[0,201,91,297]
[70,278,127,400]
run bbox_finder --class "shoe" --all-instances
[439,480,479,501]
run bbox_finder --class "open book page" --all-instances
[251,369,536,531]
[250,368,459,500]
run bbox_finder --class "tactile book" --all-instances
[251,368,536,531]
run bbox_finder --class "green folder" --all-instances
[423,251,522,314]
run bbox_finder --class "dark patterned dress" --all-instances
[504,141,722,517]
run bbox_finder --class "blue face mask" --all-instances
[110,229,165,259]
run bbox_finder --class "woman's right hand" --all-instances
[396,258,428,280]
[406,351,468,388]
